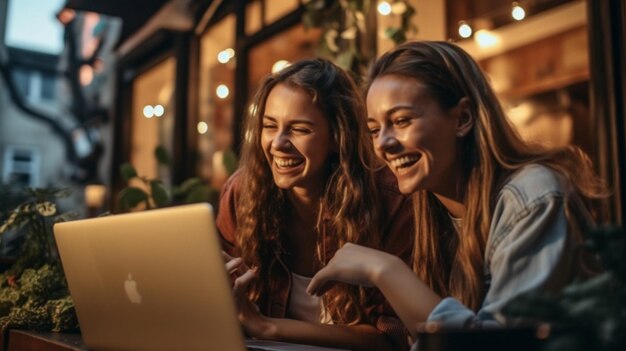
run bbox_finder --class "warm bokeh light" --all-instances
[153,104,165,117]
[57,8,76,25]
[377,1,392,16]
[271,60,290,73]
[197,121,209,134]
[474,29,499,47]
[79,64,94,86]
[391,2,407,15]
[217,48,235,63]
[512,3,526,21]
[84,184,106,208]
[458,22,472,38]
[143,105,154,118]
[216,84,230,99]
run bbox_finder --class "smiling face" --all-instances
[366,74,463,195]
[261,83,335,195]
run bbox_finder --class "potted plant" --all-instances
[0,188,79,332]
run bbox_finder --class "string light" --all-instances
[153,105,165,117]
[217,48,235,64]
[143,105,154,118]
[377,1,392,16]
[272,60,290,73]
[456,1,529,40]
[216,84,230,99]
[458,21,473,38]
[512,2,526,21]
[197,121,209,134]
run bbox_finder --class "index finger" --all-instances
[222,250,237,262]
[307,268,335,297]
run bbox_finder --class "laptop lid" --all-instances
[53,203,246,351]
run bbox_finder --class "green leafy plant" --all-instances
[0,188,79,332]
[503,226,626,351]
[303,0,416,74]
[118,146,237,211]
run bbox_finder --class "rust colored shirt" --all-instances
[216,167,414,350]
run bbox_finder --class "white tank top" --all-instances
[287,272,322,323]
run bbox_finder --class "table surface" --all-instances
[2,327,545,351]
[2,331,349,351]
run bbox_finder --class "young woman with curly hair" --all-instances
[217,58,413,351]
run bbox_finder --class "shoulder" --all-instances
[497,164,570,209]
[223,169,243,193]
[216,170,244,245]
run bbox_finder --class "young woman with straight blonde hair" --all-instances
[308,41,604,341]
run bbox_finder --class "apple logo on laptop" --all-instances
[124,274,142,304]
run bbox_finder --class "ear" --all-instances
[455,97,474,138]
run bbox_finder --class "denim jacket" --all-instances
[427,164,589,328]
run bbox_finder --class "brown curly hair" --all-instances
[236,58,382,324]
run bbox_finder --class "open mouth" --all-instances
[274,157,304,169]
[389,154,421,171]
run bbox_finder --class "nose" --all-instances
[271,129,291,151]
[375,127,400,153]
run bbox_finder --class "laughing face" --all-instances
[366,74,462,195]
[261,83,335,194]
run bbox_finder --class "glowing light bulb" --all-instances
[143,105,154,118]
[272,60,290,73]
[216,84,230,99]
[512,3,526,21]
[217,48,235,63]
[153,105,165,117]
[458,22,472,38]
[377,1,391,16]
[197,121,209,134]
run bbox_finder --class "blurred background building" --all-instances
[0,0,624,223]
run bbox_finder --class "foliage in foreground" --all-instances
[503,226,626,351]
[0,188,79,332]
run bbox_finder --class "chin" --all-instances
[398,179,423,195]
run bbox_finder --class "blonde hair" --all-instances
[367,41,605,310]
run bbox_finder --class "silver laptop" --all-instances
[54,203,346,351]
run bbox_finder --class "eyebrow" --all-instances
[262,115,315,125]
[367,104,415,122]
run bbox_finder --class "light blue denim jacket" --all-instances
[427,164,587,328]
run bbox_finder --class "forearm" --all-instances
[372,255,442,338]
[261,318,393,351]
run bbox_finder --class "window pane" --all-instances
[41,72,56,100]
[130,57,176,190]
[198,15,235,189]
[248,24,321,101]
[265,0,300,24]
[246,0,262,35]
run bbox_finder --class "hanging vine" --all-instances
[303,0,416,75]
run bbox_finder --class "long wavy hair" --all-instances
[236,58,381,324]
[366,41,605,311]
